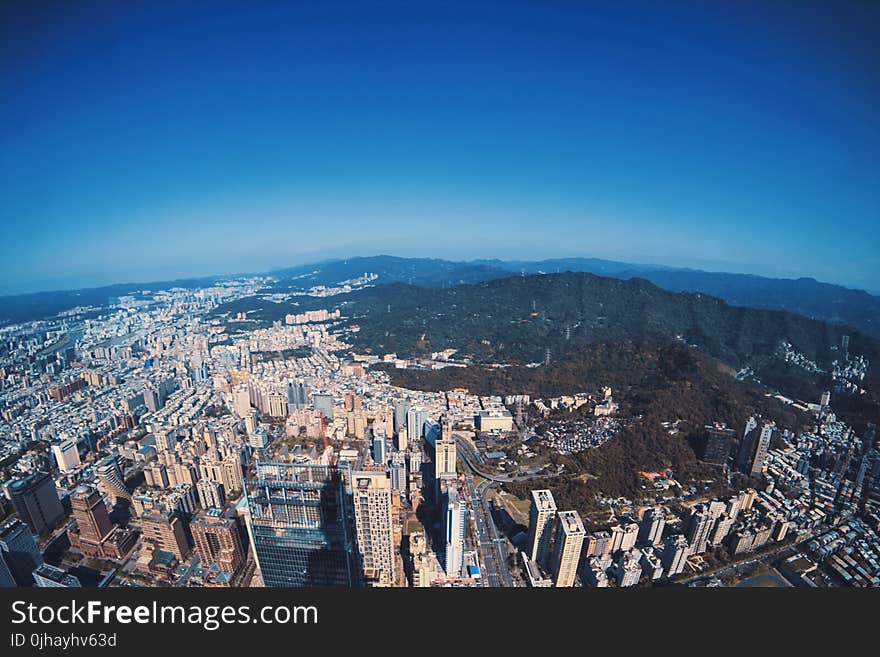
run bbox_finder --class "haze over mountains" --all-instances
[272,255,880,338]
[2,255,879,339]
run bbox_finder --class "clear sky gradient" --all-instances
[1,0,878,294]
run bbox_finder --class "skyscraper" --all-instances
[0,551,15,588]
[637,507,666,546]
[96,455,131,504]
[191,509,245,576]
[435,435,457,477]
[0,518,43,586]
[5,472,64,535]
[70,485,114,547]
[142,507,191,561]
[393,399,410,436]
[660,534,689,577]
[245,461,361,587]
[442,488,467,578]
[737,417,775,477]
[526,489,557,565]
[549,511,585,587]
[390,452,407,492]
[351,471,395,586]
[197,479,226,510]
[52,438,81,473]
[372,431,388,465]
[287,380,309,410]
[701,426,736,466]
[749,422,775,477]
[406,408,428,444]
[684,504,716,555]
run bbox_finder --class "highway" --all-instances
[454,435,557,483]
[457,438,515,587]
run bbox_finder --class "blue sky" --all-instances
[1,0,878,294]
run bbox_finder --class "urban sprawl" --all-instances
[1,276,878,589]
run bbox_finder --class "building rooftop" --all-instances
[531,489,557,512]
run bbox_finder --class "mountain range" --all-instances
[2,255,879,340]
[267,255,880,337]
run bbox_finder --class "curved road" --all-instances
[454,436,557,483]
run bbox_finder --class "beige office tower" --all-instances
[141,507,191,561]
[435,437,457,476]
[741,488,757,512]
[190,511,244,575]
[352,471,395,586]
[526,489,557,565]
[397,426,408,452]
[549,510,586,587]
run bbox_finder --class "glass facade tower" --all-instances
[245,461,362,587]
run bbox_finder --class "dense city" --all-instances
[1,273,878,589]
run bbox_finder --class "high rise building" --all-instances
[749,422,775,477]
[191,509,245,576]
[393,399,410,436]
[32,563,81,588]
[313,393,334,419]
[526,489,557,565]
[390,452,407,492]
[409,449,422,477]
[5,472,64,535]
[351,471,395,586]
[245,462,361,587]
[442,488,467,578]
[96,455,131,503]
[145,463,170,489]
[371,431,388,465]
[549,510,585,587]
[609,522,638,553]
[435,435,457,477]
[396,426,408,452]
[637,507,666,546]
[197,479,226,510]
[70,485,114,546]
[701,426,735,465]
[639,546,664,580]
[268,392,288,418]
[710,514,736,546]
[737,417,775,477]
[684,504,715,555]
[660,534,689,577]
[0,518,43,586]
[142,507,191,561]
[52,438,81,473]
[232,386,251,418]
[612,547,643,587]
[406,408,428,444]
[585,530,612,557]
[0,551,14,587]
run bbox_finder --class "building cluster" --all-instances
[1,273,878,591]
